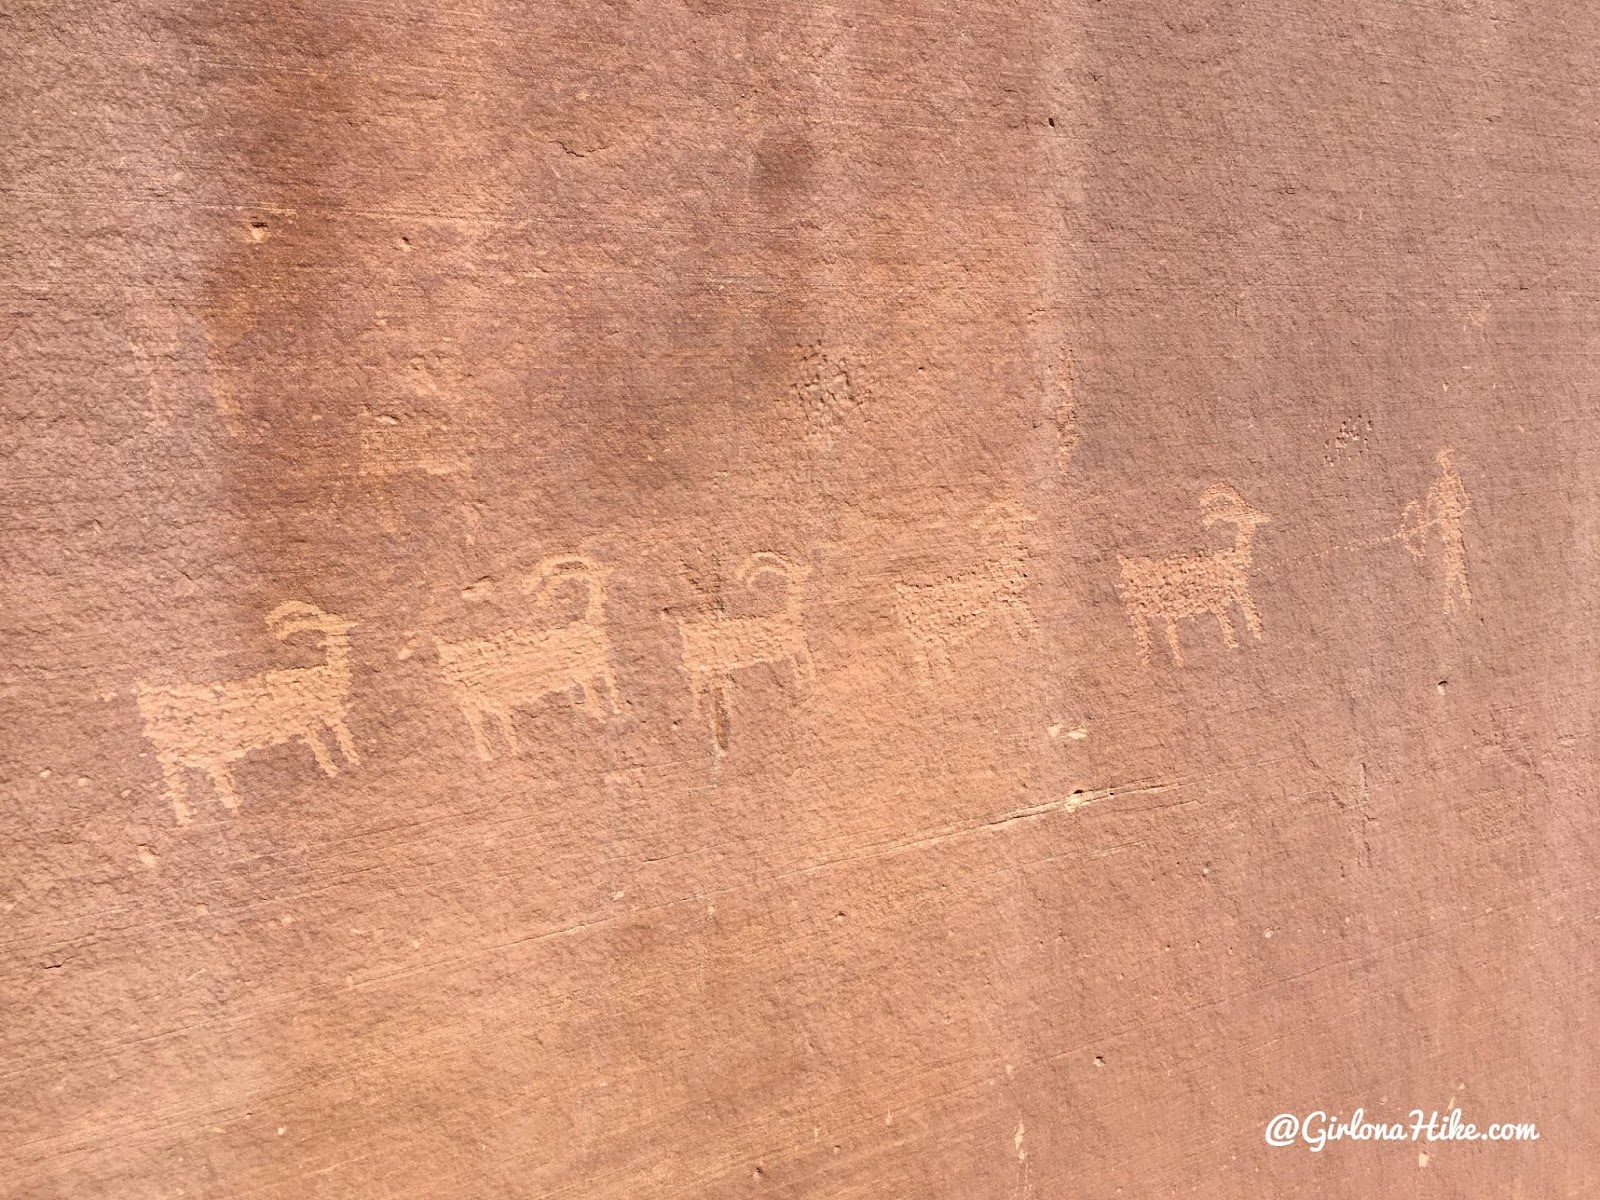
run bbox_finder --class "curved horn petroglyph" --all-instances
[1116,484,1270,668]
[676,552,814,756]
[435,554,621,762]
[134,603,360,825]
[894,501,1038,681]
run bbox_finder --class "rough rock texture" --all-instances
[4,2,1597,1196]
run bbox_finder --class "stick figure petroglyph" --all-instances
[1117,484,1270,668]
[894,502,1038,681]
[676,553,814,756]
[135,603,360,825]
[435,555,620,762]
[1402,447,1472,614]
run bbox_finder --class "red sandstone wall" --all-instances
[4,2,1596,1196]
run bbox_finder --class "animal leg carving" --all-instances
[464,705,494,762]
[599,667,622,714]
[577,680,598,718]
[1163,619,1184,667]
[710,681,732,755]
[495,708,521,755]
[1215,607,1240,649]
[208,761,240,811]
[1129,616,1153,668]
[160,758,192,826]
[1004,597,1037,640]
[330,720,360,765]
[1238,590,1264,638]
[304,728,340,777]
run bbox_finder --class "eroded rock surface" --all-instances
[4,2,1596,1196]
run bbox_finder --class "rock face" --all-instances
[4,3,1595,1196]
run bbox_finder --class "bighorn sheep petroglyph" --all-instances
[135,602,360,825]
[895,502,1038,680]
[435,555,620,762]
[1117,483,1270,668]
[677,553,814,754]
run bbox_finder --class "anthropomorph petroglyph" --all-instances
[895,502,1038,681]
[1117,484,1270,668]
[135,603,360,825]
[435,555,620,762]
[1402,447,1472,614]
[677,553,814,756]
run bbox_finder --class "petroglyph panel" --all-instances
[9,3,1596,1199]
